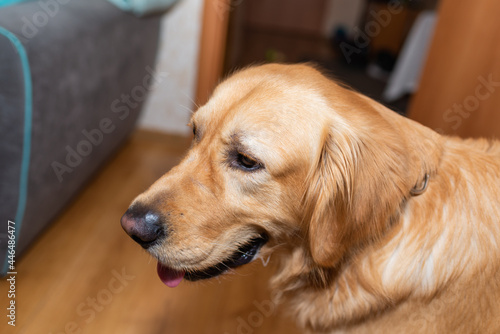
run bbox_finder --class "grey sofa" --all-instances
[0,0,161,274]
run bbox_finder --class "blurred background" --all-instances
[223,0,438,113]
[142,0,440,136]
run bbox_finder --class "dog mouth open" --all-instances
[156,235,269,288]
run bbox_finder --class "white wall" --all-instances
[138,0,204,136]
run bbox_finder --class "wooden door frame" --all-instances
[408,0,500,139]
[195,0,231,106]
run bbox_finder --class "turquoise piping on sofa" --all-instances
[0,0,34,8]
[0,26,32,275]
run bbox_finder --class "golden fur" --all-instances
[129,64,500,333]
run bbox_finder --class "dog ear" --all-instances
[303,112,441,268]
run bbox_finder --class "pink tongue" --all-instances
[157,262,185,288]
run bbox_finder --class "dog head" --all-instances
[121,64,442,287]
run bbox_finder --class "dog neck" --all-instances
[271,139,500,332]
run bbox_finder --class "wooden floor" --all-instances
[1,130,302,334]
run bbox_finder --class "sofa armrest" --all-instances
[0,0,161,274]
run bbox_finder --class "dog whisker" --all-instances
[181,91,200,111]
[179,104,194,115]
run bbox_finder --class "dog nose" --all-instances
[120,206,166,248]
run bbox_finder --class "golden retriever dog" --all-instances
[121,64,500,333]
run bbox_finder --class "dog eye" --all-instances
[234,152,263,171]
[191,123,201,142]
